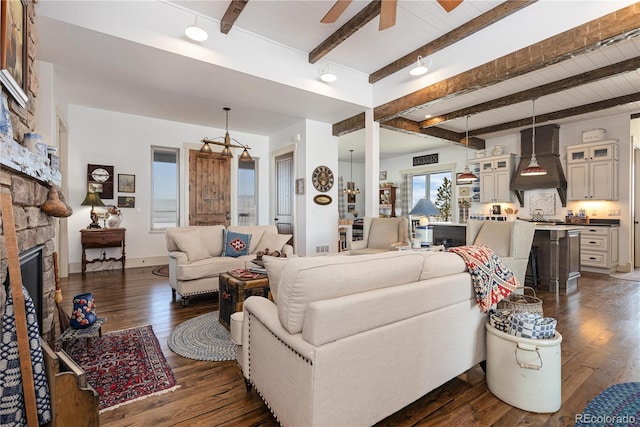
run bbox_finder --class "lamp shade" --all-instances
[81,191,105,207]
[409,198,441,217]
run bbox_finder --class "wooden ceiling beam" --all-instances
[333,112,366,137]
[420,56,640,128]
[309,1,381,64]
[472,92,640,136]
[374,3,640,123]
[220,0,249,34]
[369,0,536,84]
[381,117,485,149]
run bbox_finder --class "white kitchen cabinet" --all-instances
[567,140,618,200]
[580,226,619,273]
[478,154,516,203]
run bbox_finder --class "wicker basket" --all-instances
[497,286,543,315]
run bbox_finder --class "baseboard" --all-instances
[69,256,168,274]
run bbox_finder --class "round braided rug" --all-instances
[168,311,237,361]
[575,382,640,427]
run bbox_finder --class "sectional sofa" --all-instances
[238,250,487,426]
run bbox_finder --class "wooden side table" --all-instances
[80,228,126,274]
[218,271,270,330]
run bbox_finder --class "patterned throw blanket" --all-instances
[0,286,52,426]
[448,245,519,313]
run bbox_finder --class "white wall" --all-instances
[303,120,339,256]
[66,105,269,273]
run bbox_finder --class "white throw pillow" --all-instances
[256,233,292,254]
[262,255,290,303]
[172,229,209,263]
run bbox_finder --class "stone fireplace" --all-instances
[0,168,58,343]
[0,1,59,342]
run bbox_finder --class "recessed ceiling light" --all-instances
[424,114,432,119]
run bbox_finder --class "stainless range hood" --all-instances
[510,124,567,207]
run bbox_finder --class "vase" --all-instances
[106,212,122,228]
[70,292,97,329]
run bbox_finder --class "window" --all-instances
[412,170,452,221]
[237,158,258,226]
[151,146,179,230]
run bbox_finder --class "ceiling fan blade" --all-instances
[379,0,397,30]
[321,0,353,24]
[437,0,463,13]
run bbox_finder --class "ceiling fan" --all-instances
[321,0,463,30]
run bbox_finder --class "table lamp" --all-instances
[409,198,441,246]
[81,191,105,229]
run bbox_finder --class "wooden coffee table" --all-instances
[218,270,271,330]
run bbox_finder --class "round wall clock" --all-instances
[91,167,110,182]
[312,165,334,192]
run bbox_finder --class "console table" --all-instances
[80,228,126,274]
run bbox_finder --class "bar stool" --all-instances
[525,246,540,288]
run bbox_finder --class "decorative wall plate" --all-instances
[87,164,114,199]
[312,165,334,192]
[314,194,332,205]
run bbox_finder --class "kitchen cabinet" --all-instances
[478,154,516,203]
[379,186,397,217]
[567,140,618,200]
[580,225,619,273]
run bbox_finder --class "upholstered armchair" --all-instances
[465,219,536,285]
[349,216,409,255]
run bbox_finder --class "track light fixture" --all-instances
[319,64,337,82]
[185,16,208,42]
[200,107,252,162]
[409,56,430,76]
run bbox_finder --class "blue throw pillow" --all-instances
[222,230,251,257]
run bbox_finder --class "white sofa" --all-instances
[165,224,293,306]
[238,250,487,426]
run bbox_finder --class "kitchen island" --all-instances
[532,225,581,294]
[431,222,581,293]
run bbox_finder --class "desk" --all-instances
[80,228,126,274]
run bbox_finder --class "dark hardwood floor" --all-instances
[58,267,639,426]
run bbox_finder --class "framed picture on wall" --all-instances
[295,178,304,195]
[118,196,135,208]
[118,174,135,193]
[87,164,114,199]
[0,0,28,107]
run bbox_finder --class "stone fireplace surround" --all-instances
[0,164,58,343]
[0,1,59,343]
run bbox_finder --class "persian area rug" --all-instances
[168,311,236,362]
[610,269,640,282]
[152,265,170,277]
[574,382,640,427]
[67,325,179,412]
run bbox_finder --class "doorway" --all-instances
[56,115,69,277]
[274,152,294,242]
[188,150,231,226]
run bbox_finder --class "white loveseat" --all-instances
[165,225,293,306]
[238,250,486,426]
